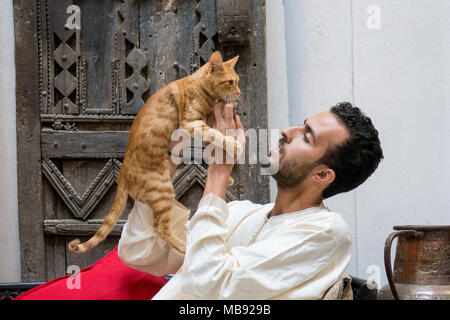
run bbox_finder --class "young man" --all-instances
[118,101,383,299]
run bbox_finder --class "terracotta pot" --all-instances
[378,225,450,300]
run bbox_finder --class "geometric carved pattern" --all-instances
[173,164,235,202]
[191,0,218,73]
[42,159,235,220]
[114,1,150,115]
[123,46,150,113]
[216,0,251,47]
[42,158,122,220]
[53,31,80,115]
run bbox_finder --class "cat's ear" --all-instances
[224,55,239,69]
[209,51,224,73]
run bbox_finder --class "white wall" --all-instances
[266,0,290,202]
[351,0,450,286]
[282,0,359,277]
[275,0,450,288]
[0,0,21,282]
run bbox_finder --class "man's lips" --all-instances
[270,139,285,157]
[272,143,282,155]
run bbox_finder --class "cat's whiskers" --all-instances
[223,95,240,105]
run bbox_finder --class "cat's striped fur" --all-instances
[69,51,241,254]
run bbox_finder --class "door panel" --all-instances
[14,0,268,281]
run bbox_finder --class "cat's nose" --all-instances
[237,88,241,96]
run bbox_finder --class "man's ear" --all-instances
[209,51,224,73]
[224,55,239,69]
[313,165,336,188]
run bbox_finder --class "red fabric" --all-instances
[14,246,167,300]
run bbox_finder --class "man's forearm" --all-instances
[202,165,231,201]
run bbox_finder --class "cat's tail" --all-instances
[68,182,128,253]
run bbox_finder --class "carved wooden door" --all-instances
[14,0,268,281]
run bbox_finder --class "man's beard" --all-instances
[272,158,317,189]
[265,137,318,189]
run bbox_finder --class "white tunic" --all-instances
[118,193,352,299]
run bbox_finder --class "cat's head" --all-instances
[200,51,241,103]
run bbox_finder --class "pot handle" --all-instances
[384,230,425,300]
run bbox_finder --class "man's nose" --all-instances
[281,129,289,143]
[281,126,301,143]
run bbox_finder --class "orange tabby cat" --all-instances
[69,51,242,254]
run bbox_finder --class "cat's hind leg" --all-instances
[140,164,186,254]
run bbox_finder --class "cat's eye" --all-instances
[228,80,234,86]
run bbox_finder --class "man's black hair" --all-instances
[319,102,384,199]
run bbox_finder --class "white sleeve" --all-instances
[180,193,340,299]
[117,200,190,276]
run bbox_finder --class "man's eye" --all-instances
[303,133,309,143]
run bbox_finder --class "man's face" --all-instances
[269,110,350,189]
